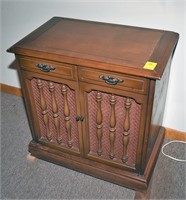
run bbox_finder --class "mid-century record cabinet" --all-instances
[7,17,179,199]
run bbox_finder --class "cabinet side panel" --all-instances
[146,57,172,163]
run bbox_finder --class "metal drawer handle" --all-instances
[99,75,124,85]
[36,64,56,72]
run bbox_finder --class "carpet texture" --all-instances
[1,92,186,199]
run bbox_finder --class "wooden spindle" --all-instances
[96,91,103,156]
[49,82,62,144]
[109,95,116,159]
[62,85,72,148]
[122,97,131,163]
[36,79,51,141]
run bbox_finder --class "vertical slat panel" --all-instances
[122,97,131,163]
[36,79,51,141]
[62,85,73,148]
[49,82,62,144]
[32,78,79,149]
[96,91,103,156]
[88,90,141,166]
[109,95,116,159]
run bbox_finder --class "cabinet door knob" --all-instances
[76,115,84,121]
[99,75,124,85]
[36,64,56,72]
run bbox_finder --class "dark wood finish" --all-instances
[49,82,62,144]
[135,176,153,200]
[78,67,148,94]
[19,56,77,80]
[79,82,147,173]
[7,17,179,199]
[37,79,51,141]
[62,84,72,148]
[96,91,103,156]
[2,81,185,143]
[122,97,131,163]
[109,95,116,159]
[7,17,178,80]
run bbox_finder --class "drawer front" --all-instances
[19,57,77,80]
[78,67,148,94]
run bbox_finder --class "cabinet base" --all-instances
[134,176,153,200]
[29,127,165,199]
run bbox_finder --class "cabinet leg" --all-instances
[135,177,153,200]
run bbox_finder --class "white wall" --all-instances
[1,0,186,132]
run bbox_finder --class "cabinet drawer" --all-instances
[78,67,148,94]
[19,57,77,80]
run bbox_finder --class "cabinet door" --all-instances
[20,70,83,156]
[80,83,147,172]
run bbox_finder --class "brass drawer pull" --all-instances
[36,64,56,72]
[99,75,124,85]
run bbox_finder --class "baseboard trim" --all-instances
[0,83,22,96]
[165,128,186,142]
[1,84,185,141]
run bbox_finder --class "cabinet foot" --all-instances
[135,177,153,200]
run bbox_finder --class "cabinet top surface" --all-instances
[8,17,179,79]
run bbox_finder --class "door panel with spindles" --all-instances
[80,82,147,172]
[20,69,83,156]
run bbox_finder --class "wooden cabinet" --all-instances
[7,17,179,199]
